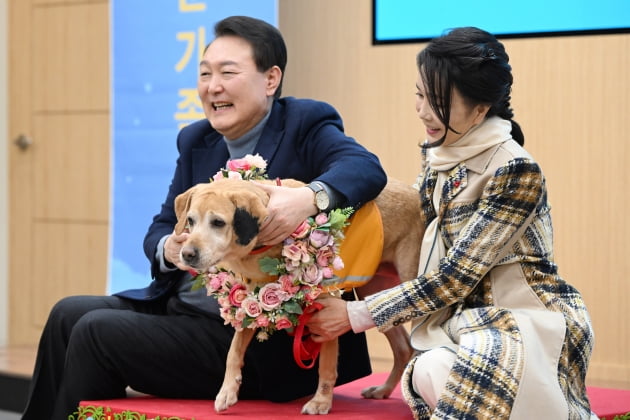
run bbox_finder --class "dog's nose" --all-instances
[181,245,199,265]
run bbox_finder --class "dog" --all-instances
[174,177,424,414]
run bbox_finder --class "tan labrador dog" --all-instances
[174,178,424,414]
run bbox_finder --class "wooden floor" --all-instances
[0,345,37,378]
[0,345,34,414]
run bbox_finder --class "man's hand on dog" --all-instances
[255,183,318,245]
[164,231,191,271]
[306,298,352,343]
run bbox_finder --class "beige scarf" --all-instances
[418,116,513,281]
[426,116,512,172]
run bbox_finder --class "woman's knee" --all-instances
[412,347,457,409]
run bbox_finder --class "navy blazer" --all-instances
[113,97,384,394]
[116,97,387,301]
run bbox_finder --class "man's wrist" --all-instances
[307,181,340,212]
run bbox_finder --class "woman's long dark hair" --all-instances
[418,27,524,147]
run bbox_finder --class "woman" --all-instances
[308,27,595,419]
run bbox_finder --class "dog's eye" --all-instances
[186,216,195,227]
[211,218,226,228]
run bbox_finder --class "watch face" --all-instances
[315,191,330,210]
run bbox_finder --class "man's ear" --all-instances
[266,65,282,97]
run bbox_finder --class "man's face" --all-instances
[197,35,279,140]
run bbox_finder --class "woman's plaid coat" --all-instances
[365,140,594,419]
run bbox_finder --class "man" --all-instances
[22,15,387,420]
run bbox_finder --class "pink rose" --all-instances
[321,266,334,279]
[256,314,270,327]
[316,248,334,267]
[241,296,263,318]
[309,229,332,249]
[218,271,235,288]
[315,213,329,226]
[207,274,224,292]
[227,158,251,172]
[280,274,300,295]
[291,220,311,239]
[258,283,287,311]
[332,256,344,271]
[275,316,294,330]
[304,286,322,302]
[212,170,225,181]
[228,284,248,307]
[282,240,311,265]
[302,264,323,285]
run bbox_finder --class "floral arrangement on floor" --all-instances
[191,154,352,342]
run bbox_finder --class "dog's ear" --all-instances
[173,186,196,234]
[230,189,269,246]
[232,207,261,246]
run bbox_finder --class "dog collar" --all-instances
[249,244,274,255]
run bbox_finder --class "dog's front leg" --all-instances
[301,338,338,415]
[215,328,256,412]
[361,324,412,399]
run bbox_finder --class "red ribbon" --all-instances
[290,302,324,369]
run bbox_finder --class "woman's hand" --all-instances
[306,297,352,343]
[255,183,317,245]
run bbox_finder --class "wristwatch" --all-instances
[307,181,330,212]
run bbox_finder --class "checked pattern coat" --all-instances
[365,139,594,419]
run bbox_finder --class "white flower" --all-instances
[245,153,267,170]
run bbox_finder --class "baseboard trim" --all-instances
[0,373,30,413]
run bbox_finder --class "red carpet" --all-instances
[77,373,630,420]
[78,372,413,420]
[588,386,630,419]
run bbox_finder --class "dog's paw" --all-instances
[301,397,332,415]
[214,386,239,413]
[361,384,393,399]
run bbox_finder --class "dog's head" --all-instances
[174,180,270,272]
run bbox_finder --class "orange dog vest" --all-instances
[325,201,384,291]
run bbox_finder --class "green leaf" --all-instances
[328,207,354,230]
[283,300,304,314]
[241,317,254,329]
[259,257,283,275]
[190,274,206,291]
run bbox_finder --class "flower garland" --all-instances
[191,154,352,342]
